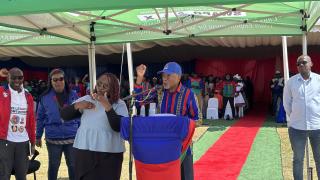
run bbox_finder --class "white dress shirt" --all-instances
[283,72,320,130]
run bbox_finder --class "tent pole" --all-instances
[301,9,312,177]
[282,36,290,126]
[282,36,289,82]
[302,33,307,55]
[127,43,135,97]
[303,32,313,180]
[126,42,135,180]
[88,22,97,94]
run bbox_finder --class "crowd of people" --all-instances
[0,64,256,180]
[135,71,254,120]
[0,62,201,180]
[0,54,319,180]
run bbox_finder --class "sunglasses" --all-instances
[10,76,24,80]
[52,77,64,82]
[296,61,308,66]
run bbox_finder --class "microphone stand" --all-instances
[128,92,135,180]
[126,86,159,180]
[122,85,160,101]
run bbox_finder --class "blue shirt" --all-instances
[283,72,320,130]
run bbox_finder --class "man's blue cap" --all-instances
[157,62,182,76]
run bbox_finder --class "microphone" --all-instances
[122,84,162,101]
[153,84,163,91]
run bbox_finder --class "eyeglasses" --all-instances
[296,61,308,66]
[96,81,108,89]
[52,77,64,82]
[10,76,24,80]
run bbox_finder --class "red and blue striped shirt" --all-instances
[134,82,202,122]
[158,83,202,122]
[134,82,201,156]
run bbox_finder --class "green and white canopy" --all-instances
[0,0,319,46]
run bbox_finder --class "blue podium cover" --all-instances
[121,116,190,164]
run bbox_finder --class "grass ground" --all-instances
[193,119,236,162]
[277,123,317,180]
[22,118,318,180]
[238,117,283,180]
[24,125,209,180]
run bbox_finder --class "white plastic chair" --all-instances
[238,106,244,118]
[149,103,156,115]
[224,101,233,119]
[140,105,145,117]
[206,98,219,120]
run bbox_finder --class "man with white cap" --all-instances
[135,62,202,180]
[270,70,284,116]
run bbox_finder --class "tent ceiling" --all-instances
[0,0,317,16]
[0,1,319,47]
[8,44,318,68]
[0,32,320,58]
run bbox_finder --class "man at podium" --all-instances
[134,62,202,180]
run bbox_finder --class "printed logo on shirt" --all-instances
[3,92,8,98]
[9,107,27,134]
[18,126,25,133]
[12,125,18,132]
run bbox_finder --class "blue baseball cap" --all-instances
[157,62,182,76]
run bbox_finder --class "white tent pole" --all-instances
[88,22,97,94]
[126,43,135,96]
[282,36,289,82]
[303,30,313,180]
[88,42,96,94]
[126,42,135,180]
[302,33,307,55]
[282,36,290,151]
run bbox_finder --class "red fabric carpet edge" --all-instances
[194,108,267,180]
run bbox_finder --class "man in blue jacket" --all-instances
[36,69,80,180]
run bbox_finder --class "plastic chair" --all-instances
[140,105,146,117]
[149,103,156,115]
[224,101,233,119]
[11,150,40,180]
[206,98,219,120]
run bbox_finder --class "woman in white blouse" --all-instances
[61,73,128,180]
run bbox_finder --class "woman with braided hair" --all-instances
[61,73,128,180]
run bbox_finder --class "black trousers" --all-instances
[136,104,150,116]
[73,148,123,180]
[222,97,236,118]
[181,153,194,180]
[0,140,29,180]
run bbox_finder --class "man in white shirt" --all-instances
[283,55,320,180]
[0,68,36,180]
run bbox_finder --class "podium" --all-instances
[121,116,195,180]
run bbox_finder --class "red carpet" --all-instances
[194,107,267,180]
